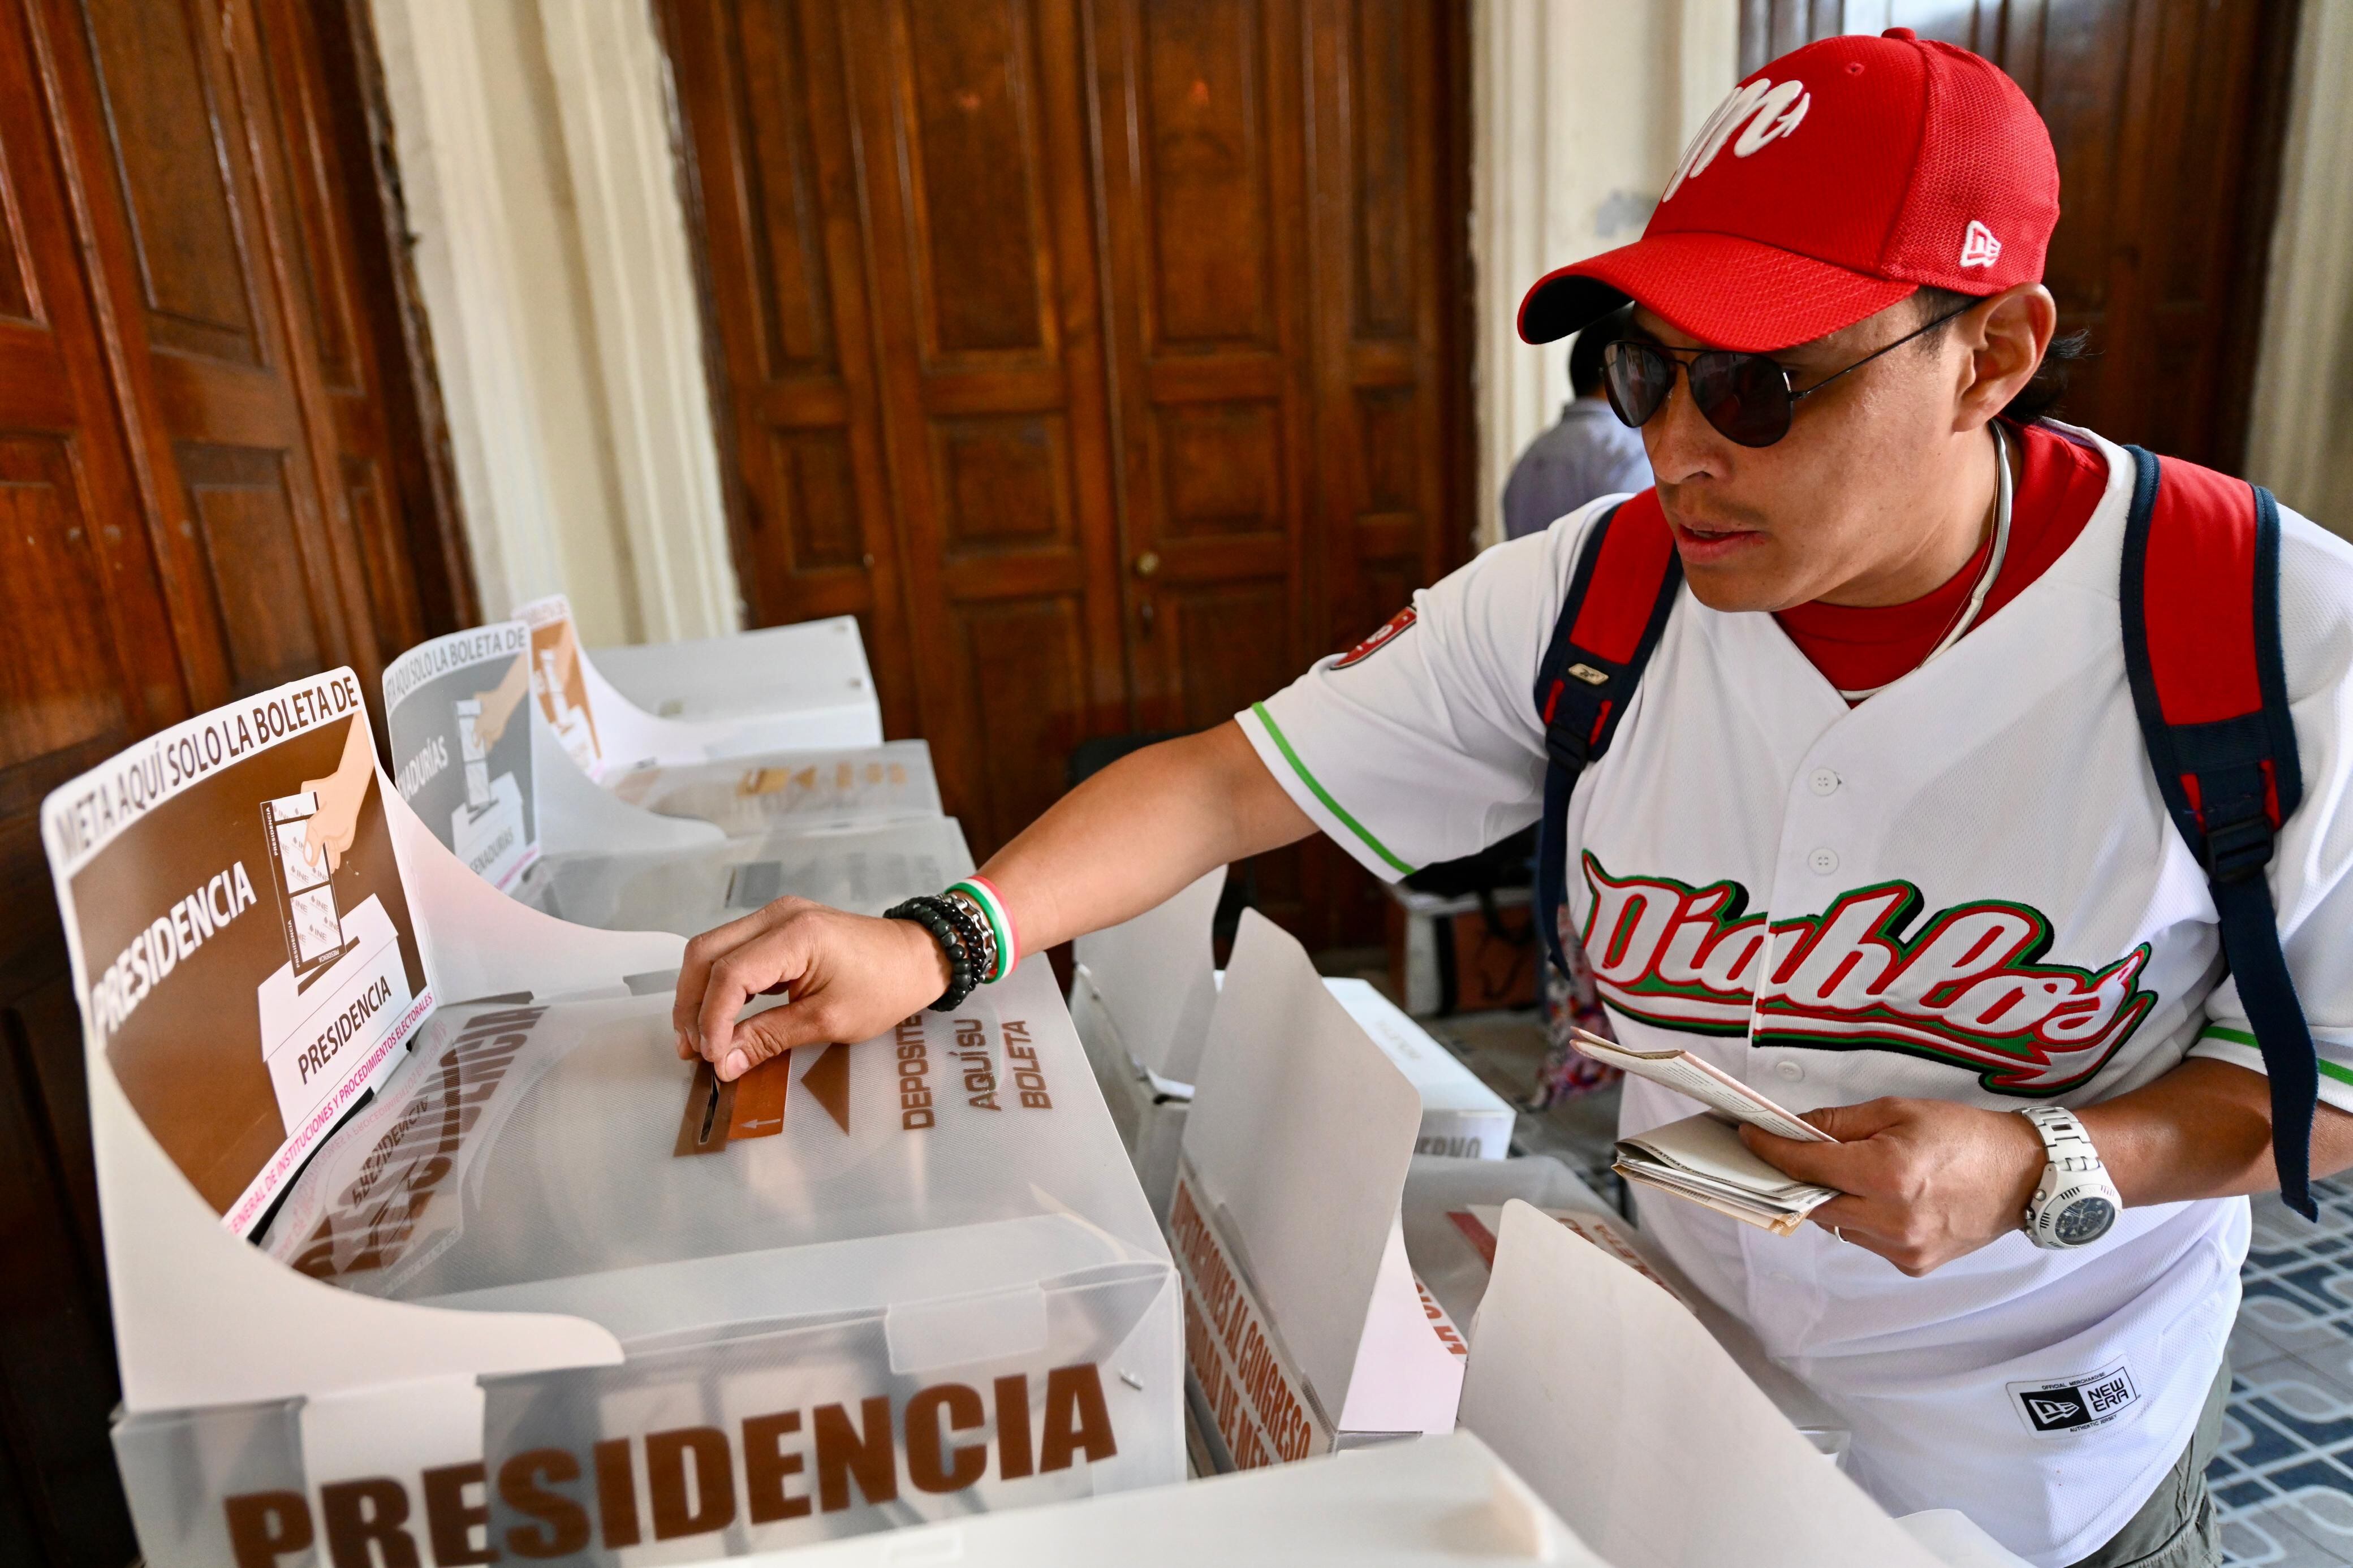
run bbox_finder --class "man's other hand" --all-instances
[1740,1098,2047,1276]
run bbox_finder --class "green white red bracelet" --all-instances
[947,877,1017,983]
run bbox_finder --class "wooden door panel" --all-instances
[661,0,919,731]
[1137,0,1278,348]
[901,0,1053,361]
[75,0,265,366]
[0,434,132,794]
[852,0,1127,852]
[177,440,326,694]
[0,155,31,321]
[1738,0,2298,473]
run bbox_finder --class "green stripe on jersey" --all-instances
[2199,1023,2353,1088]
[1250,702,1415,876]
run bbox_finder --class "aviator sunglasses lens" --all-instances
[1602,338,1798,448]
[1690,351,1795,447]
[1602,341,1673,428]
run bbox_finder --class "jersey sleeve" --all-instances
[2186,509,2353,1113]
[1236,498,1622,881]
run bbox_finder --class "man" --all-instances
[1501,305,1650,539]
[674,31,2353,1568]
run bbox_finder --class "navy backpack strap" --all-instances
[1532,492,1683,979]
[2117,444,2318,1217]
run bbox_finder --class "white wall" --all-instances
[2247,0,2353,537]
[370,0,738,647]
[1468,1,1738,551]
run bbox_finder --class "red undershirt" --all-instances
[1774,421,2110,697]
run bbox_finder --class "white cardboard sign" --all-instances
[1181,911,1464,1437]
[1071,865,1225,1084]
[1462,1201,1944,1568]
[383,622,540,891]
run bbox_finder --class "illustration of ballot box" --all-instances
[592,614,884,749]
[44,670,1180,1568]
[518,815,976,932]
[260,790,354,984]
[1070,868,1513,1218]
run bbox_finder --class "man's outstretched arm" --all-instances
[671,720,1315,1079]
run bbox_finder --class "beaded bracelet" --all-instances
[886,897,979,1012]
[947,877,1018,983]
[932,892,996,986]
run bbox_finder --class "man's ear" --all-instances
[1954,283,2056,432]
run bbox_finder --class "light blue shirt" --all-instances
[1501,399,1653,540]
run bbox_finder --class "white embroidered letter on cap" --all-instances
[1960,219,2003,268]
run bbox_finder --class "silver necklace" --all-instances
[1837,424,2012,702]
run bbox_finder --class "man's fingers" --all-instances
[696,927,813,1065]
[672,901,813,1039]
[1740,1123,1859,1188]
[714,1000,844,1081]
[1802,1098,1911,1142]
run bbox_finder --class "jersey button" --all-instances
[1774,1059,1804,1082]
[1808,768,1840,796]
[1807,847,1840,875]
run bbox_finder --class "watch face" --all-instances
[2055,1195,2118,1246]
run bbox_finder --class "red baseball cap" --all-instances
[1518,28,2059,353]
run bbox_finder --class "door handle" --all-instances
[1134,550,1161,578]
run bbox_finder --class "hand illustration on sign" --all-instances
[298,719,374,874]
[468,653,531,751]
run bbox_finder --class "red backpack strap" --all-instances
[1532,491,1683,979]
[2118,444,2317,1217]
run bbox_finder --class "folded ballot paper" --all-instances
[1570,1029,1841,1236]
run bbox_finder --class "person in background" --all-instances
[1501,304,1651,541]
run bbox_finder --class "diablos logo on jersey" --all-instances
[1579,854,2159,1094]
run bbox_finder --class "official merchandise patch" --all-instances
[2007,1362,2140,1437]
[1334,607,1416,669]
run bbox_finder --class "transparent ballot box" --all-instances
[42,668,1178,1568]
[116,962,1180,1564]
[609,742,945,840]
[517,817,975,933]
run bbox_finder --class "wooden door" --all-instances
[1738,0,2300,473]
[0,1,467,1556]
[665,0,1471,941]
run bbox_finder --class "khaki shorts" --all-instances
[2066,1356,2230,1568]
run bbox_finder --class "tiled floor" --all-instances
[2214,1178,2353,1566]
[1406,997,2353,1567]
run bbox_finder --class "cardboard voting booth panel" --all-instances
[42,673,1181,1567]
[1460,1202,1948,1568]
[1171,913,1468,1468]
[385,623,544,893]
[1400,1154,1849,1465]
[609,741,944,840]
[1071,872,1512,1217]
[520,816,975,933]
[520,596,893,778]
[591,614,884,748]
[716,1431,1608,1567]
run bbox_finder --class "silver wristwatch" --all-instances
[2020,1105,2121,1250]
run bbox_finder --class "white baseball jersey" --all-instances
[1239,425,2353,1565]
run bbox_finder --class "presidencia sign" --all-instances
[40,670,434,1236]
[383,623,539,891]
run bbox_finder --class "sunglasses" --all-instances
[1601,303,1975,448]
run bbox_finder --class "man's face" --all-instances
[1629,299,1979,612]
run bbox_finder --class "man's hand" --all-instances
[673,897,951,1081]
[1740,1098,2046,1276]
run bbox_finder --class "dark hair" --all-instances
[1568,304,1634,399]
[1912,285,2089,425]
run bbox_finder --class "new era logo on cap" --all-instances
[1960,219,2003,269]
